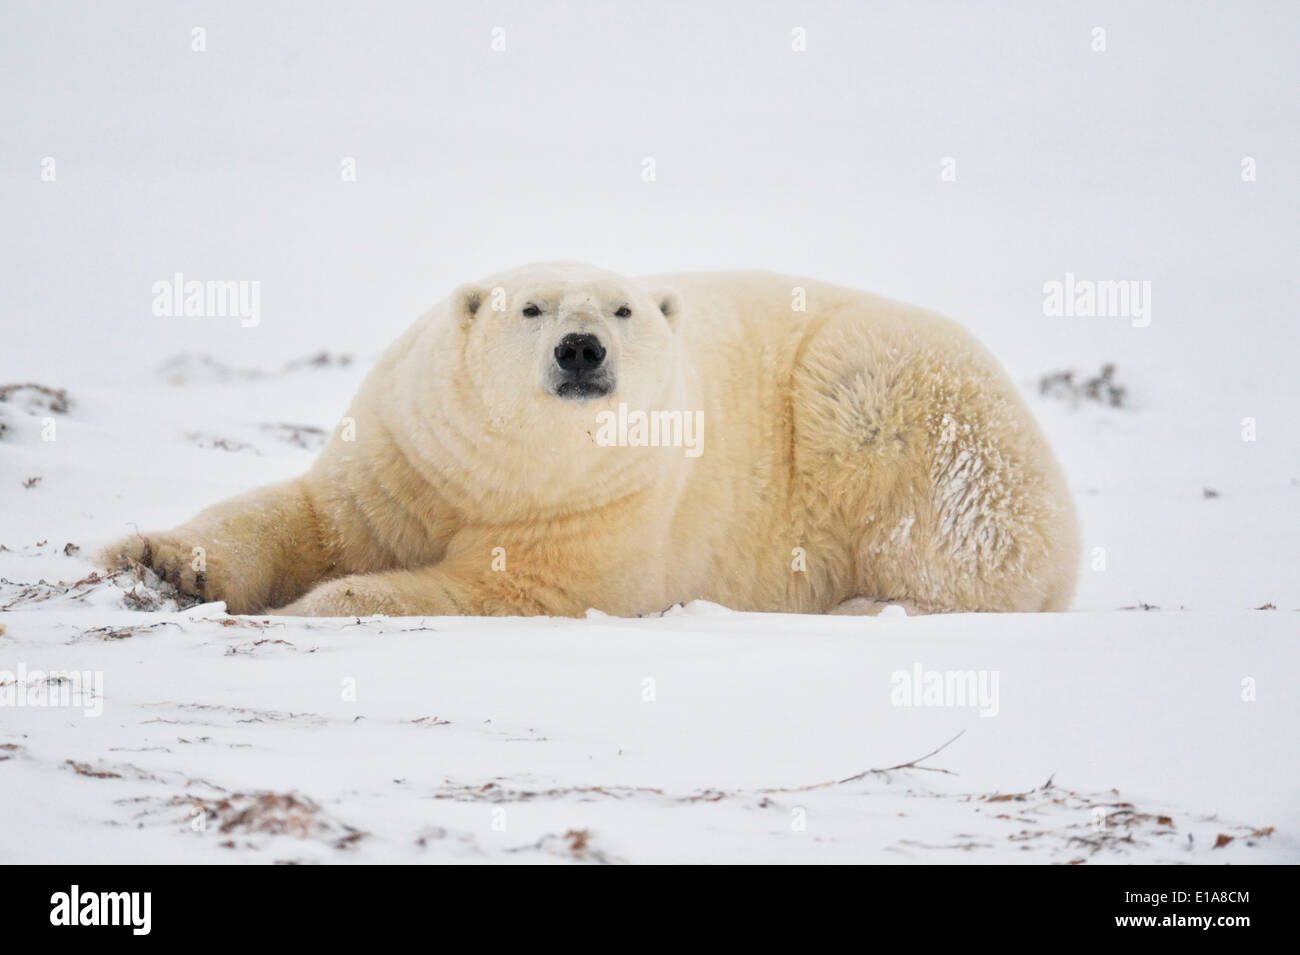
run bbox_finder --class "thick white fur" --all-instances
[102,263,1079,616]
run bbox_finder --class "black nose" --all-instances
[554,333,606,373]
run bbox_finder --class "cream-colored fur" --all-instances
[102,264,1080,616]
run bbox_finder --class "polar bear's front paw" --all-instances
[272,576,398,618]
[100,531,250,610]
[101,532,206,597]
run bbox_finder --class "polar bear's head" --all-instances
[447,263,682,417]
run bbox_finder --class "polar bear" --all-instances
[102,263,1079,617]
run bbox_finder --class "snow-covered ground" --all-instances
[1,2,1297,863]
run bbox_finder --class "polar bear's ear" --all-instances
[652,288,682,329]
[451,284,486,328]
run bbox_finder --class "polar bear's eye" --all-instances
[522,304,541,318]
[615,305,632,318]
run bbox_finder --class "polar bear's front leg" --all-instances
[100,479,334,614]
[271,570,457,617]
[828,596,933,616]
[272,561,588,618]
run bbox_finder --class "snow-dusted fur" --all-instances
[102,263,1079,616]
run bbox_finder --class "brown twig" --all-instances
[766,730,967,793]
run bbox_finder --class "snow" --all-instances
[1,1,1297,863]
[1,597,1295,863]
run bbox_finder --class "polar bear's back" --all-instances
[639,270,993,363]
[638,269,1019,432]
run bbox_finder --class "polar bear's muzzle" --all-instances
[549,332,614,399]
